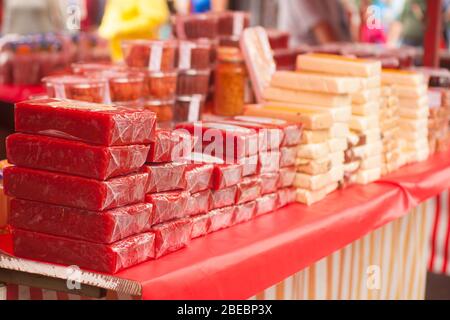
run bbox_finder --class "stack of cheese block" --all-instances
[379,81,405,174]
[297,53,383,186]
[244,54,365,205]
[382,69,430,163]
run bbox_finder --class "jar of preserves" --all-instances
[214,47,247,116]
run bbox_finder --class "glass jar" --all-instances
[214,47,247,116]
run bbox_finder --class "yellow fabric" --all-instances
[99,0,169,61]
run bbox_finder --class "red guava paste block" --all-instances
[210,185,237,209]
[147,129,193,163]
[152,218,192,258]
[233,115,302,147]
[176,121,258,160]
[238,154,258,177]
[145,190,190,225]
[258,150,281,174]
[236,176,262,205]
[184,163,213,193]
[12,229,156,273]
[190,213,210,238]
[280,146,298,167]
[278,166,296,188]
[9,199,153,244]
[208,206,235,233]
[187,190,211,216]
[234,201,256,224]
[277,187,296,208]
[3,166,148,211]
[6,133,149,180]
[217,119,283,151]
[260,172,279,195]
[15,98,156,146]
[255,193,278,216]
[145,162,188,193]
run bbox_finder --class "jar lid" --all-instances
[217,46,243,62]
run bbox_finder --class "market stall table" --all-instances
[1,148,450,299]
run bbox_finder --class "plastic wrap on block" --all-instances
[152,218,192,258]
[210,185,237,209]
[3,167,148,211]
[277,187,296,208]
[212,163,243,190]
[184,164,213,193]
[258,150,281,173]
[176,121,258,160]
[6,133,149,180]
[145,190,190,225]
[9,199,153,244]
[278,166,296,188]
[236,176,262,204]
[233,115,302,146]
[12,229,156,273]
[145,162,187,193]
[255,193,278,216]
[280,146,298,167]
[260,172,279,195]
[234,201,256,224]
[237,154,258,176]
[208,206,235,233]
[147,129,194,163]
[190,213,210,238]
[15,98,156,146]
[187,190,211,216]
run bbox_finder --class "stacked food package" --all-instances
[4,98,156,273]
[382,70,430,163]
[0,160,11,233]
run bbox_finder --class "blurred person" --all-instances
[277,0,352,46]
[388,0,426,46]
[98,0,169,61]
[1,0,67,34]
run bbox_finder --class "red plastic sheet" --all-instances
[2,148,450,299]
[0,84,45,104]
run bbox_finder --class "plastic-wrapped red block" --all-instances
[210,185,237,209]
[147,129,193,163]
[145,162,187,193]
[217,119,283,151]
[184,164,213,193]
[6,133,149,180]
[260,172,279,195]
[256,193,278,216]
[234,115,302,146]
[145,190,190,225]
[280,146,298,167]
[12,229,156,273]
[238,154,258,177]
[234,201,256,224]
[236,176,262,204]
[258,150,281,173]
[4,166,148,211]
[208,206,235,233]
[176,121,258,160]
[187,190,211,216]
[9,199,152,244]
[15,98,156,146]
[152,218,192,258]
[277,187,296,208]
[278,166,296,188]
[190,214,210,238]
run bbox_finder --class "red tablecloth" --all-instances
[1,149,450,299]
[0,84,45,104]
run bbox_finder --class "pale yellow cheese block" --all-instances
[396,128,428,141]
[350,115,379,131]
[351,101,380,116]
[329,165,344,182]
[301,130,329,144]
[397,107,429,119]
[362,128,382,144]
[351,88,381,104]
[297,142,329,159]
[328,151,345,166]
[329,122,349,138]
[296,157,331,175]
[398,118,428,131]
[263,86,350,108]
[355,167,381,184]
[344,161,360,173]
[270,70,361,94]
[297,53,381,77]
[404,138,429,150]
[360,155,382,170]
[357,76,381,89]
[243,104,332,130]
[328,138,348,153]
[296,182,338,206]
[381,69,425,86]
[294,171,332,191]
[263,101,351,122]
[352,141,383,159]
[397,96,429,109]
[394,84,428,99]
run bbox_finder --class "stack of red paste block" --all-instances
[5,98,156,274]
